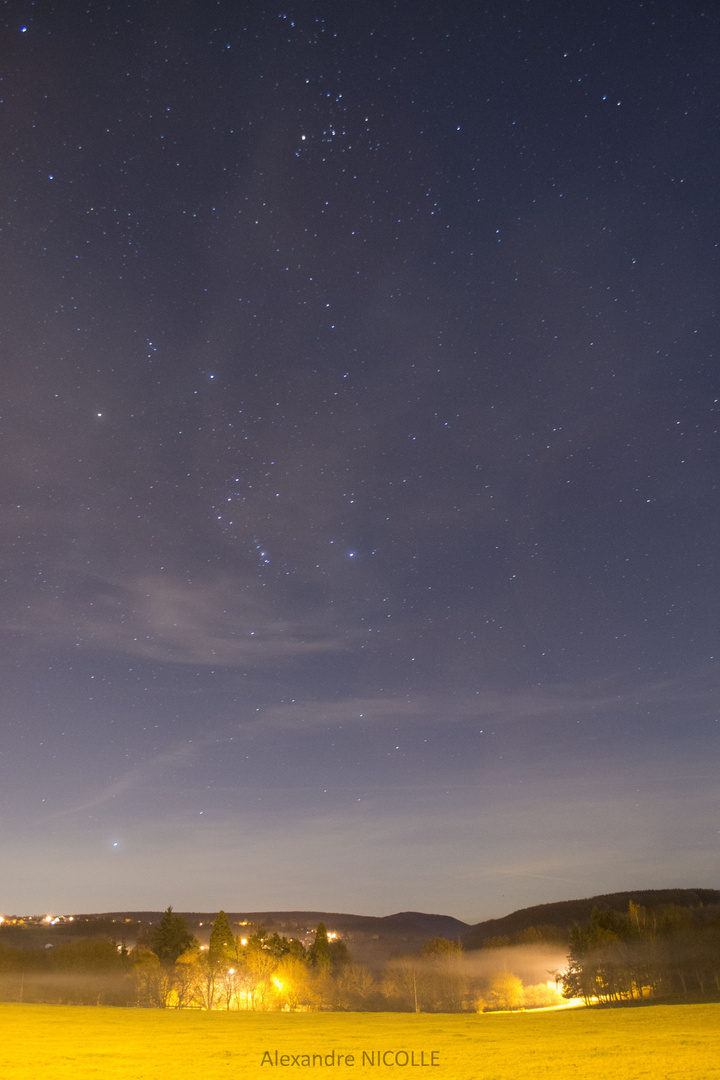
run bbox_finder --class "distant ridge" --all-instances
[82,909,471,937]
[64,909,471,969]
[381,911,470,937]
[462,888,720,950]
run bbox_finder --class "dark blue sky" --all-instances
[1,0,717,921]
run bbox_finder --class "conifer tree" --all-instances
[209,910,236,969]
[308,922,331,970]
[150,906,196,966]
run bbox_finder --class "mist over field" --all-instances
[459,944,567,986]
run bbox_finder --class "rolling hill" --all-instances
[461,888,720,950]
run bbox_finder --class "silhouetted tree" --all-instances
[381,956,428,1012]
[209,911,236,969]
[329,938,351,974]
[150,907,196,966]
[131,946,174,1007]
[335,964,378,1010]
[263,931,307,960]
[422,937,465,1011]
[308,923,331,971]
[513,924,568,945]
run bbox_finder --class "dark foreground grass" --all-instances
[1,1002,719,1080]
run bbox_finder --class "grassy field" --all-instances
[1,1003,719,1080]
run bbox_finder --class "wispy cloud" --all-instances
[40,742,199,821]
[240,670,716,731]
[10,571,348,666]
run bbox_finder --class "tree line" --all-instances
[560,901,720,1003]
[0,908,556,1012]
[0,909,355,1010]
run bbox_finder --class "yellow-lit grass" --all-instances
[1,1003,719,1079]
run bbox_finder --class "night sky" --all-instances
[2,1,718,922]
